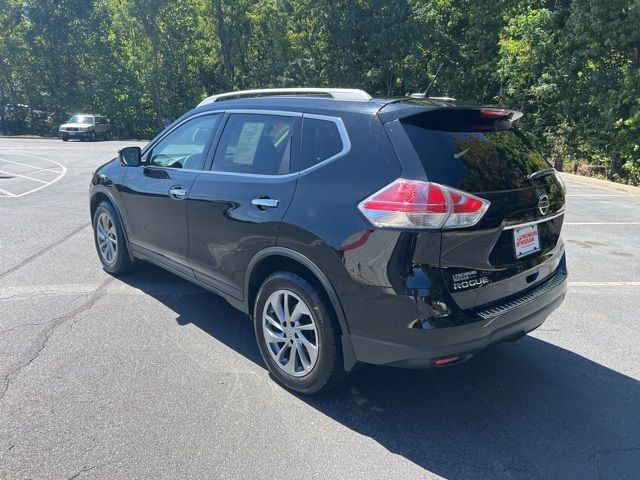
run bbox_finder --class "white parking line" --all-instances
[0,158,63,173]
[0,169,48,183]
[566,194,630,197]
[0,186,16,197]
[0,153,67,197]
[0,281,203,299]
[2,280,637,300]
[565,222,640,226]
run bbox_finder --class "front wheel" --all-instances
[254,271,346,394]
[90,131,96,142]
[92,201,135,275]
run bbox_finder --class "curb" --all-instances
[0,136,150,142]
[0,135,57,140]
[560,172,640,197]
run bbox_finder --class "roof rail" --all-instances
[198,88,372,107]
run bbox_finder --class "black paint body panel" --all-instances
[89,95,567,370]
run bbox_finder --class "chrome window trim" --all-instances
[222,109,302,117]
[202,170,299,179]
[140,164,295,180]
[140,110,351,178]
[502,210,565,230]
[140,164,210,175]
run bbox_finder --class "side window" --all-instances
[149,114,220,169]
[301,117,344,170]
[212,114,294,175]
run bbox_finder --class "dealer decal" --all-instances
[452,270,490,291]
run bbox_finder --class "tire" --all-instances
[90,131,96,142]
[254,271,346,394]
[104,131,110,141]
[61,136,68,142]
[92,201,135,275]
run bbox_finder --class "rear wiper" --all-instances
[528,167,556,181]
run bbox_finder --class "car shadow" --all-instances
[121,262,640,478]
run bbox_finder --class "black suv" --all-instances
[90,88,567,394]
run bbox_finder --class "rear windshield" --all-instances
[401,122,550,192]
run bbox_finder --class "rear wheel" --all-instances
[254,271,346,394]
[92,201,135,274]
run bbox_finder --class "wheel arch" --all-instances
[245,248,346,330]
[90,187,134,260]
[245,247,357,370]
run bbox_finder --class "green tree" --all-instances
[0,0,638,185]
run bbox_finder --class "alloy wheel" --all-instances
[262,289,319,377]
[96,211,117,265]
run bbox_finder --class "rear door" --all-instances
[393,108,566,308]
[187,111,301,298]
[119,113,221,275]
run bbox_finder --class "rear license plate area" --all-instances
[513,224,540,259]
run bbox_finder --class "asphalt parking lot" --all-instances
[1,137,639,479]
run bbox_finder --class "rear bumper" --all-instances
[347,269,567,369]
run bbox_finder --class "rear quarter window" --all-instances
[301,118,344,170]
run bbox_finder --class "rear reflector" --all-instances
[434,356,460,366]
[358,179,490,229]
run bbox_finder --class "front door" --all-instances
[120,113,221,275]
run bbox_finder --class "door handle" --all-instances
[169,186,188,200]
[251,197,279,209]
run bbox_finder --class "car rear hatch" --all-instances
[384,104,566,310]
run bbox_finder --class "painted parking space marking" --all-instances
[564,222,640,226]
[0,153,67,197]
[0,158,64,173]
[0,169,49,183]
[567,193,629,196]
[0,281,205,300]
[0,186,16,197]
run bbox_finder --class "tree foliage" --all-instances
[0,0,638,184]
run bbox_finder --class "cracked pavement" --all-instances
[1,138,640,479]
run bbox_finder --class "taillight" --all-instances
[445,188,490,228]
[358,179,490,229]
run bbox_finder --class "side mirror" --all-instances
[118,146,142,166]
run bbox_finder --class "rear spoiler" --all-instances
[378,101,523,131]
